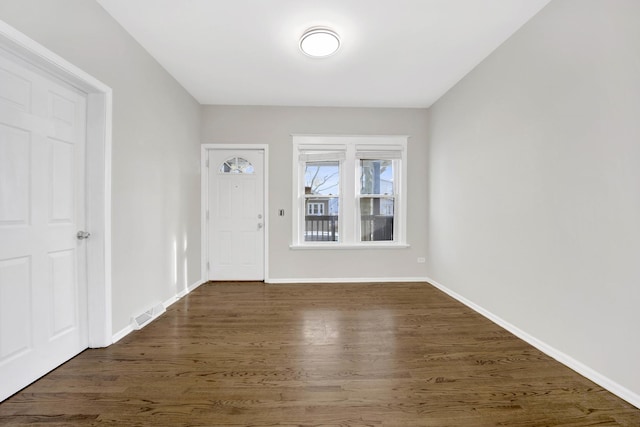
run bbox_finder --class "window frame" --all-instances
[291,135,408,249]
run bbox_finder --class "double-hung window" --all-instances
[292,135,408,248]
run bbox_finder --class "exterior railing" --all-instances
[360,215,394,241]
[305,215,338,241]
[304,215,393,241]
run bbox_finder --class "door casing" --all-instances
[0,20,113,347]
[201,144,269,282]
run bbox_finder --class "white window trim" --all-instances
[291,135,408,248]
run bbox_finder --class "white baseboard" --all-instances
[187,279,206,293]
[175,280,206,299]
[110,279,206,344]
[111,324,133,344]
[267,276,429,284]
[162,295,178,309]
[425,276,640,409]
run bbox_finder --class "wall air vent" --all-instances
[132,303,166,330]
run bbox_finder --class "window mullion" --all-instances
[342,145,356,244]
[297,159,306,245]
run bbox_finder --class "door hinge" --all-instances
[205,159,209,168]
[206,210,209,220]
[206,261,210,271]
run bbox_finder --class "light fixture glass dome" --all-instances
[300,27,340,58]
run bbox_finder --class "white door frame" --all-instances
[0,21,113,347]
[201,144,269,282]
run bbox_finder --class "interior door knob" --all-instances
[77,231,91,239]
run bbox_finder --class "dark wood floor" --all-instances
[1,282,638,426]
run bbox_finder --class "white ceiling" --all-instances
[96,0,551,108]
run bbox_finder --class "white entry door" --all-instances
[207,149,265,281]
[0,50,88,401]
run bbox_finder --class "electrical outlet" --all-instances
[417,257,426,264]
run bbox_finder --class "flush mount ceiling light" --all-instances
[299,27,341,58]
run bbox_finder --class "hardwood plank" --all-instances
[0,281,638,426]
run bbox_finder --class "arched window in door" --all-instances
[219,157,254,174]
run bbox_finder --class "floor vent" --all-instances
[132,303,166,330]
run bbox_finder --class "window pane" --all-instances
[219,157,254,174]
[360,197,394,241]
[305,161,339,196]
[305,198,339,241]
[360,159,393,195]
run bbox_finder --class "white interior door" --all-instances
[207,149,264,280]
[0,50,88,401]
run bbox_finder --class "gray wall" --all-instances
[202,106,429,281]
[0,0,202,333]
[427,0,640,397]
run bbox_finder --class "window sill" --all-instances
[289,243,410,250]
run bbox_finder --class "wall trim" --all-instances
[111,325,133,344]
[425,277,640,409]
[267,277,429,284]
[189,279,207,292]
[162,295,178,310]
[177,279,207,299]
